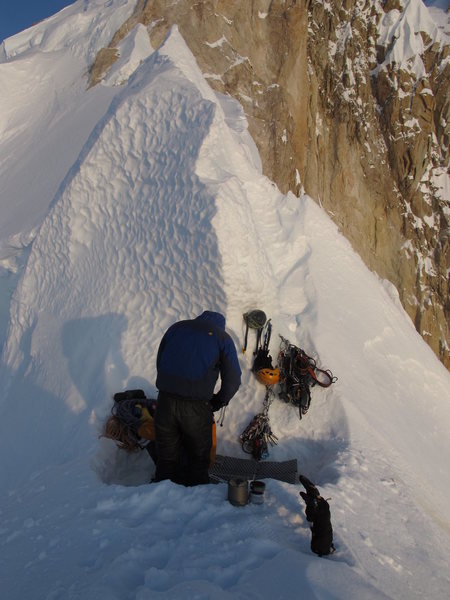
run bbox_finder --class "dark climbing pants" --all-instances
[154,393,213,486]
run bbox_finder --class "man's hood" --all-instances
[195,311,226,330]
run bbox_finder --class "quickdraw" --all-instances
[240,387,278,460]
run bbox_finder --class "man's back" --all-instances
[156,311,241,405]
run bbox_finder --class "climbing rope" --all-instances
[277,336,337,419]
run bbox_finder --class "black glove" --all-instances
[299,475,320,498]
[299,475,334,557]
[210,394,225,412]
[300,475,321,522]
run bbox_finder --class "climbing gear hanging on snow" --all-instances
[239,315,337,458]
[242,310,267,354]
[240,387,278,460]
[240,316,279,460]
[277,336,337,420]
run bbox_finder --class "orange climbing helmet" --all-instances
[256,367,280,386]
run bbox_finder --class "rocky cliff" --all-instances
[89,0,449,367]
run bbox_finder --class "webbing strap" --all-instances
[242,321,249,353]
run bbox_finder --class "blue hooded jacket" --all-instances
[156,311,241,406]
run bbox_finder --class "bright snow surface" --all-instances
[0,1,449,599]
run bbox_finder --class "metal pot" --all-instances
[228,478,249,506]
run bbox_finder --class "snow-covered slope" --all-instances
[0,0,138,240]
[0,3,449,599]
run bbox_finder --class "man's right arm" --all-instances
[213,336,241,408]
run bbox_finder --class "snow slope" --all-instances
[0,0,138,240]
[1,2,450,599]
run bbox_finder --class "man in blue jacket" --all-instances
[154,311,241,485]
